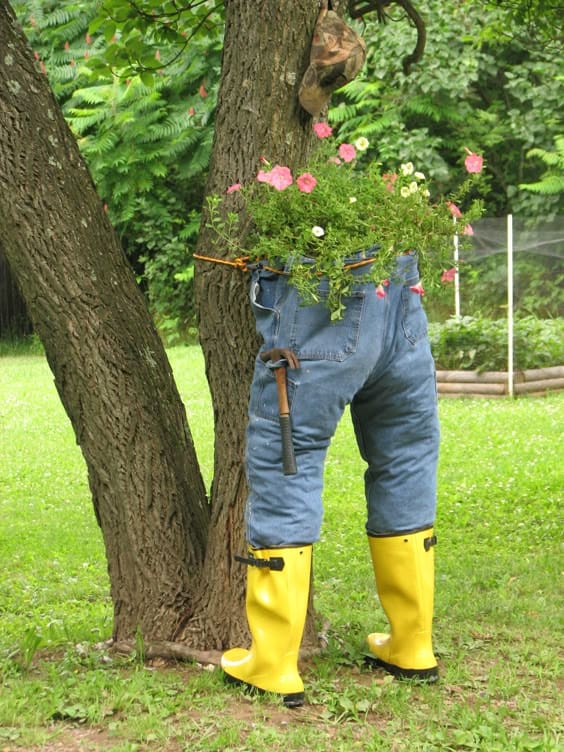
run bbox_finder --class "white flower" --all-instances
[414,171,426,180]
[423,188,430,198]
[354,136,369,151]
[312,225,325,237]
[400,186,411,198]
[349,196,357,203]
[400,161,414,176]
[409,181,419,193]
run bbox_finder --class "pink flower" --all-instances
[441,268,457,283]
[296,172,317,193]
[313,122,333,139]
[410,282,425,295]
[463,224,474,236]
[199,84,208,98]
[226,183,242,194]
[268,165,293,190]
[338,143,356,163]
[376,284,387,298]
[447,201,462,218]
[464,149,484,174]
[256,165,293,191]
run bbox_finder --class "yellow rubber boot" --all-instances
[221,545,312,707]
[366,529,439,682]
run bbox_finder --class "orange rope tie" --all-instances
[193,254,374,274]
[193,253,251,270]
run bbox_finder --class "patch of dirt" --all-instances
[3,726,117,752]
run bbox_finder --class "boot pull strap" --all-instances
[424,535,437,551]
[234,554,285,571]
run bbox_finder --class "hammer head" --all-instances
[259,348,300,370]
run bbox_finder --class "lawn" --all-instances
[0,346,562,751]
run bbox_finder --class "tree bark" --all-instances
[191,0,322,649]
[0,1,209,641]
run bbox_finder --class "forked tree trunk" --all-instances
[1,0,324,650]
[0,1,209,641]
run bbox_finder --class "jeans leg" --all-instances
[351,287,440,535]
[245,356,353,548]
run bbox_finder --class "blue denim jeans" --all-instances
[245,252,440,548]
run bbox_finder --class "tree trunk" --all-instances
[191,0,321,649]
[0,1,209,641]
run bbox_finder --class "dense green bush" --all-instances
[428,316,564,371]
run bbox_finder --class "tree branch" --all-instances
[348,0,426,74]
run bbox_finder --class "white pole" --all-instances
[507,214,514,397]
[453,225,460,318]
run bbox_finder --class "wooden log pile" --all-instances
[436,365,564,398]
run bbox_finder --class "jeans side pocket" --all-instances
[250,268,282,344]
[401,285,428,345]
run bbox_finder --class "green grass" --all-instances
[0,345,562,751]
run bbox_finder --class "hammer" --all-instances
[259,348,299,475]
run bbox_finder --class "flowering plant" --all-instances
[207,123,484,318]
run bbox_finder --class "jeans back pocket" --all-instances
[285,287,365,362]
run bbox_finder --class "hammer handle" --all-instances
[274,367,297,475]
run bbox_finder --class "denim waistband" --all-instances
[282,244,380,273]
[253,247,419,285]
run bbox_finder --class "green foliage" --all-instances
[208,132,483,318]
[521,134,564,195]
[458,253,564,320]
[485,0,564,46]
[13,0,222,333]
[335,0,563,219]
[428,316,564,371]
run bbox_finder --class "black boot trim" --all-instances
[234,554,285,571]
[223,670,304,707]
[282,691,306,708]
[364,654,439,683]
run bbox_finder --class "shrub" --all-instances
[428,316,564,371]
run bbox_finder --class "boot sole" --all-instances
[364,654,439,683]
[223,670,305,707]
